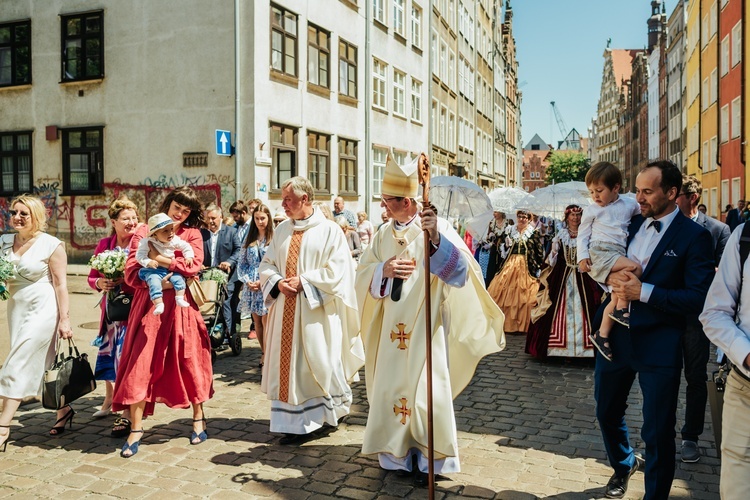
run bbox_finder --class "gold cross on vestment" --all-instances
[390,322,411,350]
[393,398,411,425]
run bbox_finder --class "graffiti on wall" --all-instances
[0,175,237,258]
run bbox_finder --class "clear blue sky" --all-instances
[513,0,660,147]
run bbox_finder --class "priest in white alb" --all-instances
[260,176,364,445]
[355,153,505,486]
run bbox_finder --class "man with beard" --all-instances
[594,160,715,499]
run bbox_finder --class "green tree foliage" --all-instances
[545,151,591,184]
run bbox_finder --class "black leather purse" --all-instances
[42,339,96,410]
[106,291,133,322]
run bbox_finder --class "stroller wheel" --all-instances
[231,333,242,356]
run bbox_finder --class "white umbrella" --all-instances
[487,186,528,214]
[428,176,492,220]
[515,183,592,219]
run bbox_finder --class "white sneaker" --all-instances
[175,296,190,308]
[153,303,165,315]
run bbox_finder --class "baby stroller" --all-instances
[195,268,242,363]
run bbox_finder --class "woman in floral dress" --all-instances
[237,204,274,365]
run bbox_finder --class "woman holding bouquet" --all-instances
[237,204,274,366]
[87,196,141,437]
[0,195,73,451]
[113,186,213,458]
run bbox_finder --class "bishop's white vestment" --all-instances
[260,208,364,434]
[355,215,505,473]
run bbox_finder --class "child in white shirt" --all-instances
[136,213,194,315]
[577,162,642,361]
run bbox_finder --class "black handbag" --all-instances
[106,291,133,322]
[42,338,97,410]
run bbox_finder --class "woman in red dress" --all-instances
[113,187,213,458]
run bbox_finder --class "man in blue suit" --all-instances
[725,199,744,232]
[201,204,242,335]
[595,161,715,499]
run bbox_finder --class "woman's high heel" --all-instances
[0,425,11,452]
[120,429,144,458]
[190,417,208,445]
[49,406,75,436]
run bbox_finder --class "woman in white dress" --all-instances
[0,195,74,452]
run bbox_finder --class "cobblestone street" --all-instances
[0,274,721,499]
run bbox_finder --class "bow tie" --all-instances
[649,220,662,233]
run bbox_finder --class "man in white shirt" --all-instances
[200,204,241,335]
[700,226,750,499]
[594,160,715,499]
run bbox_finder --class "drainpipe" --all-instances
[365,4,371,215]
[716,0,721,168]
[234,0,242,201]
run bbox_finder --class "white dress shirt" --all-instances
[700,225,750,379]
[209,223,222,267]
[626,204,680,303]
[578,195,640,262]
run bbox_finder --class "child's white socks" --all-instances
[175,296,190,308]
[153,302,165,315]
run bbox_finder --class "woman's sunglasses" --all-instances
[9,210,31,218]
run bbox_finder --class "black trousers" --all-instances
[680,318,710,443]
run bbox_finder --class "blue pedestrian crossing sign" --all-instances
[215,129,232,156]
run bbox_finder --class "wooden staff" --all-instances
[417,153,435,498]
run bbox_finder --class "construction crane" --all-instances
[550,101,569,143]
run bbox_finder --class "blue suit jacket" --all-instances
[610,211,715,368]
[200,224,241,281]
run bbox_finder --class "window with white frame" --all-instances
[701,15,708,49]
[458,56,464,95]
[373,58,387,109]
[710,68,717,103]
[439,41,447,81]
[411,5,422,48]
[731,97,741,138]
[411,79,422,122]
[731,21,742,67]
[431,99,438,140]
[393,69,405,116]
[720,35,729,76]
[710,135,718,170]
[372,146,387,195]
[701,77,708,110]
[448,113,455,152]
[710,1,717,38]
[439,106,446,148]
[732,177,741,204]
[393,0,405,36]
[448,49,455,90]
[431,30,437,75]
[373,0,386,25]
[702,140,709,172]
[721,105,729,143]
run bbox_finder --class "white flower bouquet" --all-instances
[0,255,15,301]
[89,248,128,281]
[201,267,228,285]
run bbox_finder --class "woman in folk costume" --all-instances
[355,153,505,485]
[525,205,603,359]
[474,211,508,283]
[487,209,545,333]
[259,177,364,445]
